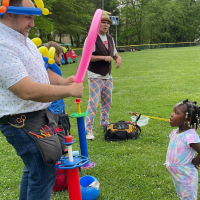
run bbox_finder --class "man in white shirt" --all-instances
[85,11,121,140]
[0,0,83,199]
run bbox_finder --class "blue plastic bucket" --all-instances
[80,175,100,200]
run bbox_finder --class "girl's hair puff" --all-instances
[177,99,200,129]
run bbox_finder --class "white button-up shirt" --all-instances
[0,22,50,117]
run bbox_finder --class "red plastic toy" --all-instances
[63,44,78,64]
[52,166,68,191]
[52,149,68,192]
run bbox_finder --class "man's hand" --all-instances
[70,82,84,98]
[105,56,113,63]
[113,55,121,69]
[65,76,76,85]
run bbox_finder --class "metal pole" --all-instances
[116,25,117,47]
[102,0,104,10]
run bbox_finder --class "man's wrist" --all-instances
[114,55,120,60]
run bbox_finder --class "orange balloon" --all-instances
[0,6,7,13]
[2,0,10,7]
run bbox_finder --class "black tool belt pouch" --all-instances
[22,109,66,166]
[57,113,71,135]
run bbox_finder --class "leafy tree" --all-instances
[119,0,150,45]
[119,0,200,44]
[90,0,121,45]
[28,0,54,41]
[29,15,54,42]
[49,0,94,47]
[29,0,200,46]
[149,0,200,42]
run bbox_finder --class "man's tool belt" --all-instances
[0,109,46,125]
[0,109,68,166]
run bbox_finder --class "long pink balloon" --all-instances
[75,9,102,83]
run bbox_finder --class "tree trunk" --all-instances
[150,29,152,44]
[59,33,62,43]
[39,29,43,41]
[76,34,80,47]
[70,35,74,46]
[47,33,51,41]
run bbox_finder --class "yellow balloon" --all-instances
[34,0,44,9]
[48,47,55,64]
[32,38,42,47]
[42,8,49,15]
[48,58,55,65]
[39,46,49,57]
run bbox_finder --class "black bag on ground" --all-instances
[104,121,141,141]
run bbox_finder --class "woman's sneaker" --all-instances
[86,132,95,140]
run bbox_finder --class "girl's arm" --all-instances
[190,143,200,169]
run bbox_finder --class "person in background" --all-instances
[166,99,200,199]
[85,10,121,140]
[0,0,83,199]
[62,44,67,53]
[45,41,71,134]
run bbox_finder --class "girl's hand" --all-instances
[190,144,200,167]
[129,112,138,116]
[193,164,200,169]
[192,155,200,168]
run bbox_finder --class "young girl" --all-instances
[166,99,200,200]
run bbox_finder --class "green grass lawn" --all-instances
[1,46,200,199]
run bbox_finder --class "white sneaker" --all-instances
[86,132,95,140]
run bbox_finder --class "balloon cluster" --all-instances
[32,38,55,64]
[75,9,102,83]
[32,38,61,76]
[0,0,9,14]
[0,0,50,16]
[34,0,50,15]
[39,47,55,65]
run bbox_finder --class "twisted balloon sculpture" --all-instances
[75,9,102,83]
[32,38,62,76]
[0,0,50,16]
